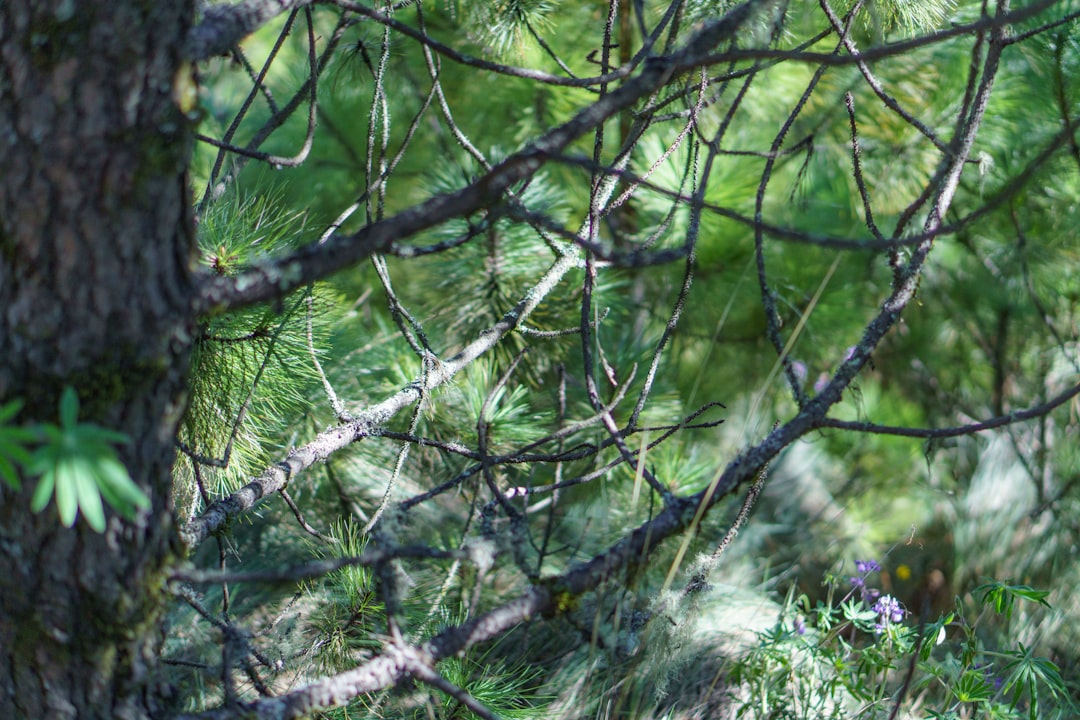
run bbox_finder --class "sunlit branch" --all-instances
[279,487,335,543]
[409,662,500,720]
[199,12,352,206]
[628,134,706,428]
[804,0,1011,424]
[1003,6,1080,46]
[843,92,886,245]
[397,399,724,510]
[752,4,846,409]
[315,73,442,244]
[332,0,631,88]
[199,8,301,208]
[541,121,1079,254]
[699,0,1062,67]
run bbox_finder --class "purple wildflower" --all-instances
[872,594,905,634]
[855,560,881,574]
[978,664,1004,691]
[850,559,881,589]
[793,615,806,636]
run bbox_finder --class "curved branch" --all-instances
[332,0,629,89]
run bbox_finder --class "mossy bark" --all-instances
[0,1,195,717]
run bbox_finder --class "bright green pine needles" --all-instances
[177,189,333,508]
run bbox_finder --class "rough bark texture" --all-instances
[0,2,195,718]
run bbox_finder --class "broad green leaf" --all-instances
[0,432,33,461]
[58,387,80,429]
[31,469,55,512]
[23,386,141,531]
[94,455,139,494]
[55,459,79,527]
[80,492,107,532]
[74,459,107,532]
[840,597,877,627]
[94,457,149,518]
[975,581,1052,622]
[35,424,64,447]
[1001,642,1068,720]
[73,424,130,446]
[952,670,994,703]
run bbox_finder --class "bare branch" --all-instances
[820,382,1080,440]
[171,545,464,585]
[331,0,631,88]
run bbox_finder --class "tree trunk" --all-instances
[0,2,195,717]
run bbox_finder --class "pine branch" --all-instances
[171,545,463,585]
[191,0,774,317]
[172,4,1064,719]
[183,0,763,544]
[180,250,583,549]
[175,414,809,720]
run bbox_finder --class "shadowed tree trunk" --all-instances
[0,1,195,717]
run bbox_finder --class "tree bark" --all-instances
[0,2,195,718]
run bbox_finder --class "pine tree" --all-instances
[2,0,1080,717]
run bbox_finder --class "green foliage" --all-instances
[1000,643,1068,720]
[976,582,1053,623]
[305,521,385,674]
[176,189,332,509]
[951,669,996,703]
[457,0,560,59]
[164,0,1080,716]
[860,0,958,35]
[0,399,35,489]
[715,568,1073,719]
[197,188,312,276]
[435,650,549,720]
[26,388,149,532]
